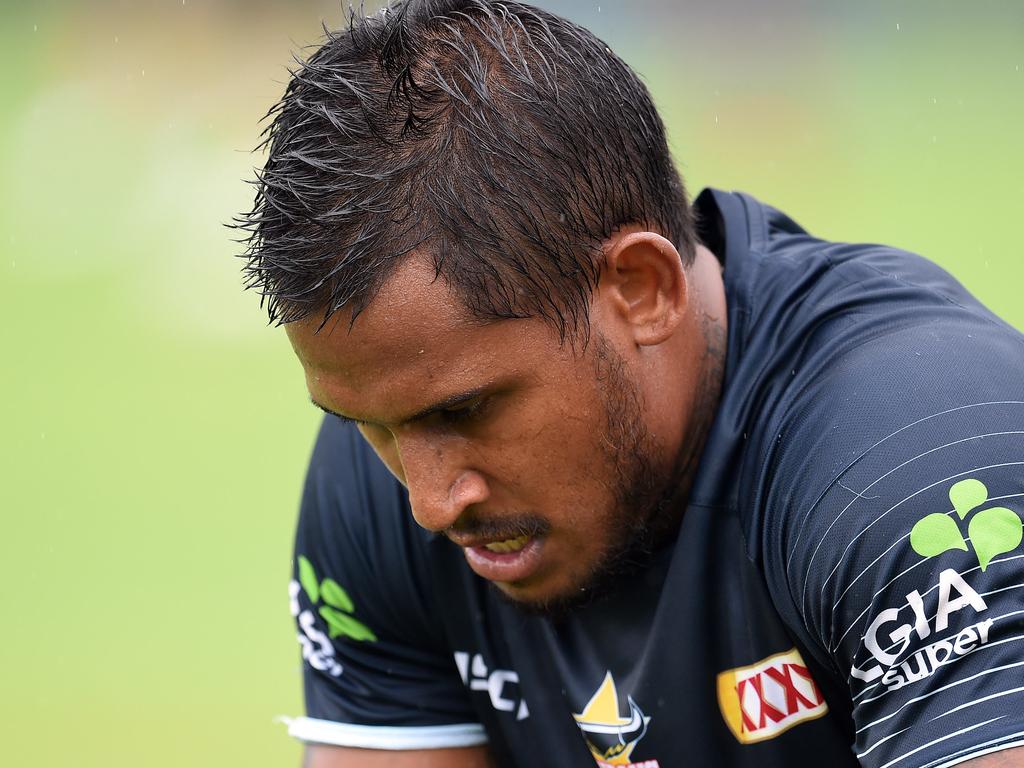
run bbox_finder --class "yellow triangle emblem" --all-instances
[573,671,631,726]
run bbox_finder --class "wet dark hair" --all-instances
[237,0,695,339]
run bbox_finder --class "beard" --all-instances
[504,324,724,620]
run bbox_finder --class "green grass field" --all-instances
[1,2,1021,765]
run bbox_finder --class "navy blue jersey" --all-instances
[285,189,1024,767]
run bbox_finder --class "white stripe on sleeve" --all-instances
[282,716,489,750]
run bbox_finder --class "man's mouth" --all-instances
[461,534,545,584]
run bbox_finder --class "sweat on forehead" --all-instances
[285,257,548,385]
[236,0,696,341]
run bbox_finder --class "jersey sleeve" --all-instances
[763,318,1024,768]
[286,416,487,750]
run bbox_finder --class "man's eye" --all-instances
[440,399,487,425]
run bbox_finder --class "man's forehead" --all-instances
[286,258,475,371]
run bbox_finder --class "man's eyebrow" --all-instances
[309,385,491,427]
[404,385,490,423]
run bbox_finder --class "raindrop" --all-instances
[896,22,901,31]
[33,23,38,32]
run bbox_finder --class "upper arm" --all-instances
[959,746,1024,767]
[763,321,1024,767]
[304,744,495,768]
[288,416,486,752]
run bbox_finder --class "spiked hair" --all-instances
[238,0,695,338]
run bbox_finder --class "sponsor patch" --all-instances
[454,651,530,721]
[290,555,377,678]
[850,567,992,691]
[717,648,828,744]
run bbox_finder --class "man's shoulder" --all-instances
[715,200,1024,525]
[754,309,1024,633]
[742,307,1024,767]
[721,189,1002,339]
[758,311,1024,532]
[297,416,452,640]
[774,311,1024,491]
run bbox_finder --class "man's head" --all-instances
[240,0,726,613]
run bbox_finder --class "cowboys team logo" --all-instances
[573,672,660,768]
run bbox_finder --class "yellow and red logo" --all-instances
[573,672,660,768]
[716,647,828,744]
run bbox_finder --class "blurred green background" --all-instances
[1,1,1020,765]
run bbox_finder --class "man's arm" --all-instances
[963,748,1024,767]
[761,320,1024,768]
[287,418,488,757]
[305,745,495,768]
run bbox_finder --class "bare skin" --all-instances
[973,753,1024,767]
[304,745,495,768]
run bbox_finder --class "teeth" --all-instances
[484,535,529,553]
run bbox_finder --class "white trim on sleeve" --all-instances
[283,716,489,750]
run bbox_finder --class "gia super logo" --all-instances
[851,478,1022,691]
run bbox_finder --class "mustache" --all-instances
[443,514,550,542]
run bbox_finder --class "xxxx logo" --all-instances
[296,555,377,642]
[717,648,828,744]
[910,479,1023,571]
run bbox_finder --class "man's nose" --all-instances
[396,432,489,532]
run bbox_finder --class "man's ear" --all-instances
[599,230,687,346]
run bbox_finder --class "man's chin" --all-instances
[488,569,621,621]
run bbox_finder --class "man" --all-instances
[238,2,1024,766]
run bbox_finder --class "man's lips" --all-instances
[457,535,545,583]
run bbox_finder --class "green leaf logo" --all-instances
[296,556,377,642]
[969,507,1023,571]
[910,513,968,557]
[949,478,988,519]
[298,555,320,604]
[911,479,1023,571]
[319,606,377,642]
[320,578,355,613]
